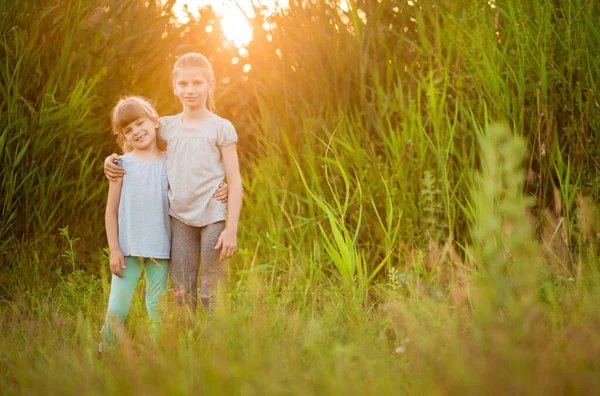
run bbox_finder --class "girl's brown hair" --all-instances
[111,96,165,152]
[172,52,216,112]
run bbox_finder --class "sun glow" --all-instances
[172,0,288,47]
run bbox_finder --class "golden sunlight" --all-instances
[173,0,288,47]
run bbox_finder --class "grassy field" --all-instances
[1,0,600,394]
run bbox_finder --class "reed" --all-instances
[1,0,600,393]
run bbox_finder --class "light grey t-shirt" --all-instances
[159,113,238,227]
[117,153,171,259]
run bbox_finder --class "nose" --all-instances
[132,125,144,137]
[185,86,195,95]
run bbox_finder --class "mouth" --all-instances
[134,134,148,142]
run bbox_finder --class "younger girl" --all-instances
[100,96,170,351]
[105,53,243,314]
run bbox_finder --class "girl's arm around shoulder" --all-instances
[104,153,125,181]
[105,178,126,277]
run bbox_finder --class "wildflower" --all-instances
[395,346,406,354]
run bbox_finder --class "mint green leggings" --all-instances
[102,256,169,349]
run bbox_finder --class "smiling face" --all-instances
[121,116,159,152]
[172,67,214,110]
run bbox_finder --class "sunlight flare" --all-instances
[172,0,288,47]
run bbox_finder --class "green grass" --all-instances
[1,0,600,394]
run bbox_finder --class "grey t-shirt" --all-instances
[159,113,238,227]
[117,153,171,259]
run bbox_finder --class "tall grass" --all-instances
[2,0,600,393]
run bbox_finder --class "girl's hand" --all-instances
[104,153,125,182]
[109,251,126,278]
[213,182,228,203]
[214,229,237,262]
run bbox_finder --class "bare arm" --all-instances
[105,178,126,277]
[215,143,242,261]
[103,153,230,200]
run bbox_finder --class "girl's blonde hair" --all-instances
[111,96,165,152]
[172,52,216,112]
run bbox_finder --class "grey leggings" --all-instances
[170,217,226,312]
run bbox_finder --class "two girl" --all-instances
[100,53,242,350]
